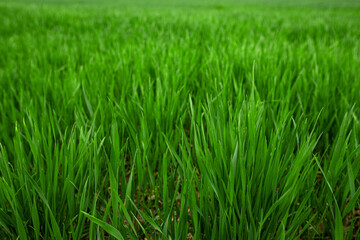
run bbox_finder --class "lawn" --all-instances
[0,0,360,239]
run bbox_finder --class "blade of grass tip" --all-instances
[110,121,120,228]
[127,196,163,235]
[82,85,93,117]
[117,195,137,237]
[259,186,294,230]
[0,178,28,240]
[31,195,40,240]
[162,152,169,214]
[15,212,28,240]
[293,213,318,240]
[314,156,343,240]
[125,158,135,208]
[74,178,89,239]
[343,186,360,218]
[346,159,356,202]
[229,141,239,206]
[130,212,147,236]
[162,133,184,172]
[27,175,63,240]
[0,208,12,236]
[33,183,62,240]
[335,204,343,240]
[286,191,313,238]
[81,211,124,240]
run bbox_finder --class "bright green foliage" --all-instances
[0,0,359,239]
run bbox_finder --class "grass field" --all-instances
[0,0,360,239]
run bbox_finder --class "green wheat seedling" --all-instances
[0,0,359,239]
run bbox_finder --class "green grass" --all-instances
[0,0,360,239]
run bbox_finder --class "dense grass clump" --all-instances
[0,0,360,239]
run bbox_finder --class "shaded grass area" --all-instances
[0,1,360,239]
